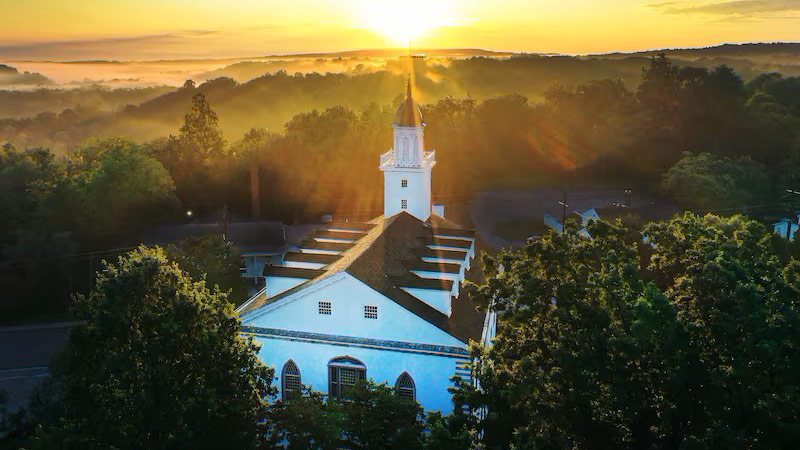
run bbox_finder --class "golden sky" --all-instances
[1,0,799,60]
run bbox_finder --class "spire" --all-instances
[394,76,423,127]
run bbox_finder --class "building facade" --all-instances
[237,83,494,412]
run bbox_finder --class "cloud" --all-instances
[178,30,220,37]
[649,0,800,16]
[0,33,227,62]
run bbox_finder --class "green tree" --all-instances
[662,151,768,212]
[644,213,800,448]
[265,389,345,450]
[160,93,229,211]
[0,144,64,247]
[267,381,426,450]
[461,220,686,449]
[57,246,274,450]
[166,234,248,305]
[339,382,426,450]
[162,93,227,179]
[459,214,800,449]
[637,53,681,131]
[49,140,180,244]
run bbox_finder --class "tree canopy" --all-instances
[56,246,274,450]
[165,234,248,304]
[661,151,768,212]
[459,214,800,449]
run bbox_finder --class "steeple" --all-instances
[393,77,424,128]
[379,80,436,221]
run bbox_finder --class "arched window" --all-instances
[402,137,409,161]
[395,372,415,401]
[328,356,366,399]
[281,359,302,400]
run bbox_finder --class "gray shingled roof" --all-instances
[241,212,485,343]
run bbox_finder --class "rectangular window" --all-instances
[401,179,408,188]
[364,305,378,319]
[318,301,332,315]
[401,199,408,209]
[329,363,366,399]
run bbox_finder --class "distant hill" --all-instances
[3,42,800,151]
[597,42,800,78]
[0,64,52,86]
[603,42,800,59]
[250,48,514,59]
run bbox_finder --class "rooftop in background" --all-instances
[142,220,286,254]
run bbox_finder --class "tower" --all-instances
[379,81,436,220]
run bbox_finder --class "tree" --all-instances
[266,382,427,450]
[47,139,180,244]
[159,93,229,211]
[644,214,800,448]
[162,93,227,181]
[338,382,426,450]
[57,246,274,450]
[0,144,64,247]
[461,220,686,449]
[166,235,248,305]
[265,389,346,449]
[459,214,800,449]
[662,151,768,212]
[636,53,681,132]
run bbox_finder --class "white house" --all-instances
[773,214,800,240]
[236,82,495,413]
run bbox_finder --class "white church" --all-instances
[236,82,496,412]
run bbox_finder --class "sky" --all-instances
[1,0,799,61]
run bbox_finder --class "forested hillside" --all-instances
[5,43,800,151]
[3,51,800,321]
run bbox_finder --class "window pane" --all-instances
[282,361,302,400]
[396,373,415,401]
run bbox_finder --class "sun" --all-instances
[355,0,456,46]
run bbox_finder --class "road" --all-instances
[0,322,75,413]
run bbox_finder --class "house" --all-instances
[543,208,598,237]
[236,82,495,412]
[773,215,800,240]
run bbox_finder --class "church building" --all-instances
[236,82,496,412]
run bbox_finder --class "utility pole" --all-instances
[250,166,260,221]
[559,189,568,231]
[222,204,228,241]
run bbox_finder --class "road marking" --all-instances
[0,366,49,373]
[0,373,49,381]
[0,321,83,333]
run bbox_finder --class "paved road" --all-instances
[0,322,75,413]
